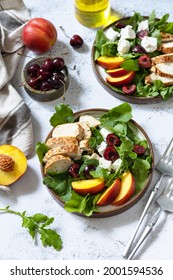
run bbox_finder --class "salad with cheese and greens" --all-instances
[36,103,153,217]
[94,10,173,99]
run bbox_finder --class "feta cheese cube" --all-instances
[117,39,131,55]
[141,36,157,53]
[120,25,136,39]
[137,20,149,32]
[97,141,107,156]
[99,157,112,171]
[111,158,122,171]
[100,127,112,140]
[105,27,120,41]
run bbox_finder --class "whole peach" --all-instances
[22,18,57,54]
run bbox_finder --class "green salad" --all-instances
[36,103,153,217]
[94,10,173,99]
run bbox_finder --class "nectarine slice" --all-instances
[106,68,130,77]
[112,171,135,206]
[0,145,27,186]
[106,71,135,87]
[96,56,124,70]
[71,178,105,195]
[96,178,121,206]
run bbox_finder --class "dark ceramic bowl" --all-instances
[22,56,69,101]
[42,108,154,218]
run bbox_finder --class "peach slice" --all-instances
[112,171,136,206]
[71,178,105,195]
[106,71,135,87]
[96,56,124,70]
[96,178,121,206]
[106,68,130,77]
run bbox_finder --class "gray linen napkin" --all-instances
[0,0,33,156]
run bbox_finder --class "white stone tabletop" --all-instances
[0,0,173,260]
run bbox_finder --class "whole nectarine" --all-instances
[22,18,57,54]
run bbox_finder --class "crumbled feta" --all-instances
[141,36,157,53]
[137,20,149,32]
[100,127,112,140]
[99,157,112,171]
[120,25,136,39]
[111,158,122,171]
[105,27,120,41]
[117,39,131,55]
[97,141,107,156]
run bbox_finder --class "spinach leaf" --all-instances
[131,157,151,192]
[121,59,139,71]
[94,29,109,59]
[89,127,103,149]
[101,42,118,56]
[36,142,49,163]
[50,103,74,127]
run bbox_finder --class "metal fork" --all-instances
[127,179,173,260]
[123,137,173,258]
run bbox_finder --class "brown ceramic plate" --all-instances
[42,108,154,218]
[91,17,165,104]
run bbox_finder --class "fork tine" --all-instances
[162,137,173,158]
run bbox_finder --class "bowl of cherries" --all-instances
[22,56,69,101]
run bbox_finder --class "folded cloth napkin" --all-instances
[0,0,33,156]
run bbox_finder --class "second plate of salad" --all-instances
[36,103,154,217]
[92,10,173,104]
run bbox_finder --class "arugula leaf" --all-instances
[0,206,63,251]
[131,158,151,192]
[160,22,173,34]
[36,142,49,163]
[50,103,74,127]
[89,127,103,149]
[43,173,72,202]
[99,103,132,128]
[101,42,117,57]
[94,29,109,59]
[116,137,136,159]
[64,191,99,217]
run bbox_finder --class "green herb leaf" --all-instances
[121,59,139,71]
[0,207,63,251]
[50,103,74,127]
[36,142,49,163]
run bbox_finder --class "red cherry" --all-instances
[70,35,83,48]
[138,55,151,69]
[133,144,146,155]
[136,30,149,40]
[103,146,119,161]
[122,84,136,95]
[68,163,80,178]
[106,134,121,146]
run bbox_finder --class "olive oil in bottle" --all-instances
[74,0,110,28]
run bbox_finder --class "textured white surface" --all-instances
[0,0,173,260]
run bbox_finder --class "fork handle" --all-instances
[122,175,164,258]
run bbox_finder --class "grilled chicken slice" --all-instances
[79,115,101,128]
[79,139,92,153]
[161,32,173,42]
[46,136,78,149]
[158,41,173,54]
[78,122,92,139]
[151,53,173,65]
[43,145,82,162]
[52,123,84,141]
[145,72,173,86]
[151,62,173,78]
[44,155,73,174]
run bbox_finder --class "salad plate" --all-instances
[36,103,154,218]
[92,11,173,104]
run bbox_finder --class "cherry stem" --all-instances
[59,26,71,39]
